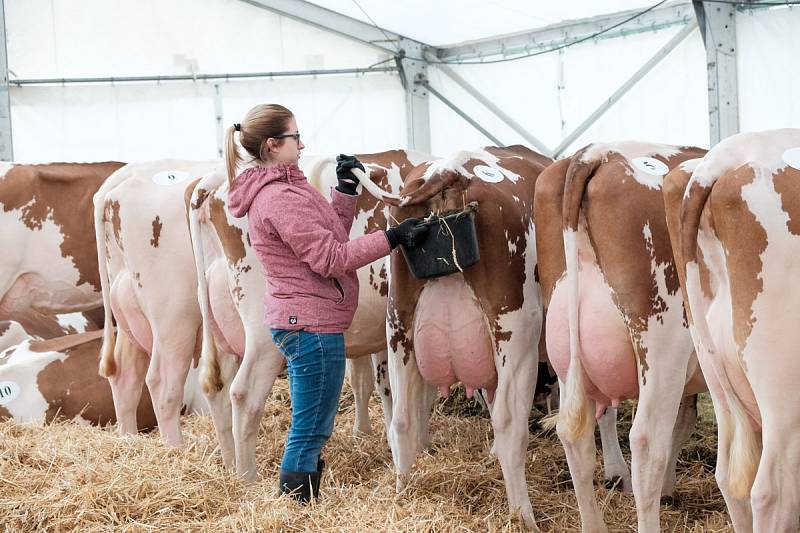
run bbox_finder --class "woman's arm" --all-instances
[269,188,391,278]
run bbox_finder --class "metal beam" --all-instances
[422,81,503,146]
[0,0,12,161]
[553,22,697,158]
[430,57,551,155]
[695,1,739,145]
[399,40,431,152]
[238,0,429,55]
[437,1,695,62]
[213,84,224,158]
[10,66,398,86]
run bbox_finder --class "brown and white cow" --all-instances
[372,145,550,529]
[188,150,434,478]
[536,142,707,532]
[669,129,800,532]
[0,321,30,352]
[0,324,205,427]
[0,162,123,337]
[0,330,157,427]
[94,160,218,445]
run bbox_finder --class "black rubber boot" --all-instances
[311,458,325,499]
[279,470,318,503]
[279,459,325,503]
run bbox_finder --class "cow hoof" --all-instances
[660,495,679,507]
[603,476,623,490]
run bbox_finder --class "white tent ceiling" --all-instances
[305,0,667,47]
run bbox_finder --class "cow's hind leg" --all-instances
[629,354,687,533]
[108,329,148,434]
[556,384,606,533]
[598,406,632,492]
[231,339,284,481]
[748,359,800,533]
[491,345,538,531]
[660,394,698,503]
[372,349,393,432]
[146,324,196,446]
[203,349,240,468]
[387,345,435,492]
[346,355,374,435]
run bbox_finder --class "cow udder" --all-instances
[413,275,497,400]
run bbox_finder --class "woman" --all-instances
[225,103,428,502]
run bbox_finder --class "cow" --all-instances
[0,312,100,349]
[669,128,800,532]
[0,162,123,337]
[0,325,206,427]
[188,150,434,478]
[0,321,29,352]
[535,141,707,532]
[94,160,218,445]
[363,145,551,529]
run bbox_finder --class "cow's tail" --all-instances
[305,155,335,191]
[680,176,760,499]
[188,177,223,396]
[94,184,117,378]
[559,152,601,442]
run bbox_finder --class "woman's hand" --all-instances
[385,218,429,249]
[335,154,365,195]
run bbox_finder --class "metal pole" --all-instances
[431,58,551,155]
[0,0,12,161]
[422,81,504,147]
[696,1,739,145]
[10,66,398,86]
[400,40,431,153]
[552,22,697,158]
[213,84,224,158]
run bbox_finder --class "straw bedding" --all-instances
[0,380,731,532]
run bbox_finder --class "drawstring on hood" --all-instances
[229,163,307,218]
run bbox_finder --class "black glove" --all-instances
[385,218,429,249]
[335,154,365,195]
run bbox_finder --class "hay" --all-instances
[0,382,730,532]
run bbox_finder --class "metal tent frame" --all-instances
[1,0,773,160]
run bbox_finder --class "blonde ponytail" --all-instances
[226,104,294,187]
[225,124,240,187]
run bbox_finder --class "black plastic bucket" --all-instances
[400,203,480,279]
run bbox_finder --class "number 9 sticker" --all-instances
[0,381,20,405]
[152,170,191,186]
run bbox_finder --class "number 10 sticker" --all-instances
[0,381,20,405]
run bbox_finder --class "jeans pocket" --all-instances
[271,329,300,362]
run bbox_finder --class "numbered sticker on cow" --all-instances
[0,381,20,405]
[783,147,800,171]
[152,170,191,186]
[473,165,504,183]
[631,157,669,176]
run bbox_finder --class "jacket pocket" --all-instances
[331,278,345,304]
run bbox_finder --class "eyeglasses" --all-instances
[273,132,301,143]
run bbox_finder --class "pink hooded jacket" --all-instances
[228,163,391,333]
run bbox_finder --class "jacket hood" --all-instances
[228,163,306,218]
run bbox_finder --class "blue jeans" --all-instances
[270,329,346,473]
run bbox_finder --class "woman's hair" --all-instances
[225,103,294,186]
